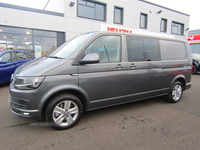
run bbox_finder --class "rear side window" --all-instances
[127,37,160,62]
[16,52,30,60]
[160,40,186,60]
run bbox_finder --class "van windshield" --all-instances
[48,33,93,59]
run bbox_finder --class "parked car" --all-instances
[9,31,192,130]
[0,50,33,84]
[192,53,200,74]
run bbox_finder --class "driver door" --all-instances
[78,35,127,110]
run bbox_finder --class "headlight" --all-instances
[14,76,45,90]
[11,74,14,82]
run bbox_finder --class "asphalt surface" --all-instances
[0,74,200,150]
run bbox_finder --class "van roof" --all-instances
[88,31,187,42]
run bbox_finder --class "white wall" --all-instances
[64,0,189,40]
[0,0,190,41]
[45,0,64,13]
[0,6,66,32]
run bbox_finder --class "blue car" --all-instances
[0,50,34,84]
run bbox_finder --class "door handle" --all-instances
[130,63,136,68]
[116,64,123,69]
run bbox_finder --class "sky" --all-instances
[147,0,198,30]
[0,0,198,30]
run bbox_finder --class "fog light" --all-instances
[22,112,30,116]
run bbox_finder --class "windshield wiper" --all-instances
[47,56,63,59]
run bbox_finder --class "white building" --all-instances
[0,0,190,57]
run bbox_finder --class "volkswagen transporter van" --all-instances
[9,31,192,129]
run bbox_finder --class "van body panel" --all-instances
[126,61,163,101]
[15,57,67,76]
[79,62,127,109]
[9,74,79,118]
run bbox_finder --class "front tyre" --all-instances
[166,81,183,103]
[46,94,83,130]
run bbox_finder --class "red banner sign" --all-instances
[188,34,200,45]
[107,27,132,33]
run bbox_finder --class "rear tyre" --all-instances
[166,81,183,103]
[45,94,83,130]
[192,64,197,74]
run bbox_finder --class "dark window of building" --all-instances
[84,36,121,63]
[140,13,148,29]
[171,21,184,35]
[160,40,186,60]
[161,18,167,32]
[77,0,106,21]
[114,6,123,24]
[127,37,160,62]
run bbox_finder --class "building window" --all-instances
[77,0,106,21]
[0,25,65,58]
[171,21,184,35]
[114,6,123,24]
[140,13,148,29]
[161,18,167,32]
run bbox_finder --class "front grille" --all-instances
[10,96,27,109]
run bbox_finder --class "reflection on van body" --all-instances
[9,31,192,129]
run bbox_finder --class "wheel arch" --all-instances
[41,88,88,119]
[193,61,199,68]
[170,75,186,91]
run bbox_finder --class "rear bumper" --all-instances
[185,82,192,90]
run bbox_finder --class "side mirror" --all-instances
[0,60,7,64]
[79,53,100,64]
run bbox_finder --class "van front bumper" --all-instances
[9,95,42,118]
[8,82,44,119]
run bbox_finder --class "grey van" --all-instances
[9,31,192,129]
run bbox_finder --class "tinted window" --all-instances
[114,7,123,24]
[33,30,56,37]
[128,39,144,61]
[85,36,121,63]
[171,22,184,35]
[144,39,160,61]
[96,4,104,21]
[127,37,160,62]
[160,40,186,60]
[161,18,167,32]
[140,13,148,29]
[77,0,106,21]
